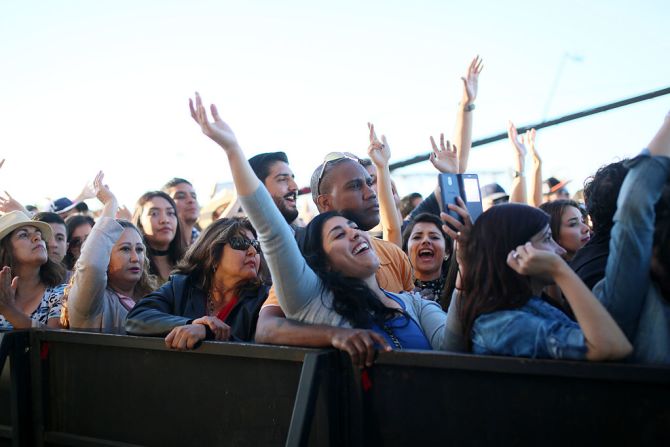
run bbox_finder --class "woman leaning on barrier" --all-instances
[60,172,157,332]
[125,216,270,349]
[446,197,632,361]
[187,92,467,364]
[0,211,66,329]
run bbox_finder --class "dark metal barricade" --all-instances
[353,350,670,446]
[1,330,669,446]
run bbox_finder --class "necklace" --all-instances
[413,275,446,302]
[149,247,170,256]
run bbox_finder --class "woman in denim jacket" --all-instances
[455,202,632,361]
[592,112,670,364]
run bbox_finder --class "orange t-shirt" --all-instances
[261,237,413,308]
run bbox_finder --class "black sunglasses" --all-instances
[228,236,261,253]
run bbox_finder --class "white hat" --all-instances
[0,211,53,242]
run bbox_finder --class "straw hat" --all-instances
[0,211,53,242]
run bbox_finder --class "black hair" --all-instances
[583,160,629,235]
[248,152,289,184]
[32,212,65,226]
[162,178,193,192]
[303,211,402,328]
[399,193,423,219]
[63,214,96,270]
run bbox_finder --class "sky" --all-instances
[1,0,669,212]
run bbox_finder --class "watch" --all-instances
[462,103,475,112]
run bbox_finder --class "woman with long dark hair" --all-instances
[132,191,185,284]
[539,199,590,261]
[63,214,95,271]
[401,213,453,303]
[189,93,453,360]
[61,173,158,331]
[455,203,631,360]
[125,216,270,348]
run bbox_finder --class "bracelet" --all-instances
[461,103,475,112]
[513,170,525,178]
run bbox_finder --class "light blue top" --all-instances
[239,184,456,350]
[592,151,670,364]
[472,296,587,360]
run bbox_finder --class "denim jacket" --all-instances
[592,151,670,364]
[472,297,587,360]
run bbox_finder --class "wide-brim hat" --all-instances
[50,197,78,215]
[0,211,53,242]
[544,177,572,195]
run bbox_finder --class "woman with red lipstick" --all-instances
[132,191,186,284]
[126,217,270,348]
[61,172,157,332]
[0,211,66,329]
[539,200,591,261]
[402,213,453,303]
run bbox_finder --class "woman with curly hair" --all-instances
[62,172,158,332]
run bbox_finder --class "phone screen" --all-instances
[462,178,481,202]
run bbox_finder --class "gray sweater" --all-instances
[240,185,460,350]
[67,217,131,333]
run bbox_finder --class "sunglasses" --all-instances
[316,152,360,195]
[228,236,261,253]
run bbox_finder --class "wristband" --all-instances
[462,103,475,112]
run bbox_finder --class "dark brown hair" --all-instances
[132,191,186,279]
[173,217,266,297]
[459,204,550,350]
[539,199,587,244]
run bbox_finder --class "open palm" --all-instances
[189,92,239,151]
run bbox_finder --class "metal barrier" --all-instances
[1,330,669,446]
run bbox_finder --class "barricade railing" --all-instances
[1,330,669,446]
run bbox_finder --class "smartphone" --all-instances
[438,173,483,226]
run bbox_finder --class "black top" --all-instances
[569,231,610,290]
[125,274,270,342]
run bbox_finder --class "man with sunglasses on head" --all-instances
[254,151,414,365]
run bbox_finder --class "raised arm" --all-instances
[189,93,321,316]
[367,123,403,246]
[0,191,29,215]
[507,121,528,205]
[454,55,483,173]
[66,174,122,327]
[508,243,632,361]
[526,129,543,207]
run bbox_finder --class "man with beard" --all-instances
[248,152,299,225]
[163,178,201,246]
[254,154,414,364]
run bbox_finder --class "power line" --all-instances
[389,86,670,172]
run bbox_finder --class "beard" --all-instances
[273,196,299,224]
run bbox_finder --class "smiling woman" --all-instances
[0,211,66,329]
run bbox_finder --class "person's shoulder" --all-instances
[371,237,405,256]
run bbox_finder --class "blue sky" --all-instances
[1,0,668,209]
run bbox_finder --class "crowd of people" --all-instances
[1,56,668,367]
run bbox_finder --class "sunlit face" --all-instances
[10,225,48,266]
[69,223,93,261]
[407,222,446,281]
[45,222,67,263]
[215,229,260,289]
[264,161,298,223]
[108,228,145,291]
[167,183,200,226]
[139,197,178,250]
[320,161,379,231]
[557,206,590,260]
[321,216,380,279]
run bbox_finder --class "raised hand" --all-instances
[440,197,473,266]
[367,122,391,168]
[526,129,540,165]
[429,133,459,173]
[0,191,27,214]
[189,92,240,152]
[461,55,484,105]
[93,171,116,205]
[116,205,133,221]
[507,121,527,158]
[0,267,18,313]
[506,242,561,276]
